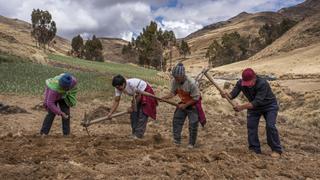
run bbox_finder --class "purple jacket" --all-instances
[43,77,77,115]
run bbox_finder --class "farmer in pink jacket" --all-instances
[40,73,77,136]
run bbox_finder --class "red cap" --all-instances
[241,68,256,86]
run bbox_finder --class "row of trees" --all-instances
[71,35,104,61]
[30,9,296,70]
[205,18,297,67]
[30,9,191,68]
[30,9,193,69]
[205,32,250,67]
[122,21,191,71]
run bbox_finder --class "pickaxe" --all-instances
[202,68,237,108]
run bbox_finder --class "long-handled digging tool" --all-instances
[138,91,179,107]
[195,69,206,86]
[138,67,209,107]
[202,68,237,108]
[138,91,197,115]
[81,111,129,136]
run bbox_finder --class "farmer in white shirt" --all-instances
[107,75,158,139]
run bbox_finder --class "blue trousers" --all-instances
[173,107,199,146]
[130,102,148,138]
[247,102,282,153]
[40,99,70,135]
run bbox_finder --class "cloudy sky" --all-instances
[0,0,304,40]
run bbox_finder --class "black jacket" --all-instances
[230,76,277,109]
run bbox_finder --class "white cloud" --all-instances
[160,20,203,38]
[154,0,304,38]
[0,0,305,39]
[120,31,133,41]
[80,32,92,40]
[4,0,99,37]
[51,8,98,31]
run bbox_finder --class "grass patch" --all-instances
[48,54,168,86]
[0,54,112,97]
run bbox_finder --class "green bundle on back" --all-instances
[46,73,78,107]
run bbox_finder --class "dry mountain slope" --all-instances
[0,14,131,64]
[249,11,320,61]
[211,43,320,77]
[279,0,320,20]
[183,12,284,61]
[176,11,285,75]
[218,4,320,73]
[0,15,70,63]
[98,37,129,63]
[176,0,320,74]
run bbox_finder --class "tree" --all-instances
[71,35,84,57]
[83,35,104,61]
[122,21,177,71]
[205,40,223,67]
[162,30,176,71]
[259,23,277,45]
[31,9,57,50]
[278,18,297,36]
[149,36,163,69]
[205,32,250,67]
[259,19,296,45]
[205,19,297,68]
[179,40,191,59]
[221,32,249,63]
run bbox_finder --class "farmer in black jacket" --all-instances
[221,68,282,158]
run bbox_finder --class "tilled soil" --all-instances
[82,106,111,122]
[0,95,319,179]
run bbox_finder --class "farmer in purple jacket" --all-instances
[40,73,77,136]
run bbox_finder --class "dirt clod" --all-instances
[153,133,163,144]
[0,103,28,114]
[82,106,111,122]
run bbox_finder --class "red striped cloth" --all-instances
[141,84,158,120]
[196,97,206,127]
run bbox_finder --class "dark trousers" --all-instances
[130,102,148,138]
[173,107,199,145]
[247,103,282,153]
[40,99,70,135]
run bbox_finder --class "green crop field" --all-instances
[0,53,111,97]
[0,53,169,98]
[48,54,168,86]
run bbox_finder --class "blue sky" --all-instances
[0,0,305,40]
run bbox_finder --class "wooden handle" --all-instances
[203,71,236,108]
[84,111,128,126]
[139,91,179,107]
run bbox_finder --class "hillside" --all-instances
[183,11,284,62]
[279,0,320,20]
[176,0,320,74]
[98,37,129,63]
[0,15,130,64]
[249,11,320,60]
[0,15,70,63]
